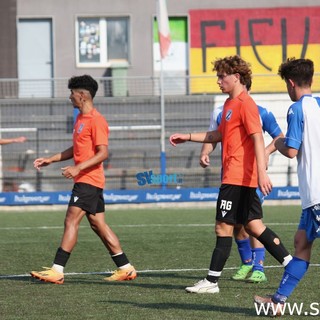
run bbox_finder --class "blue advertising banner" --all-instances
[0,186,300,206]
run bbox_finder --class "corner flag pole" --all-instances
[156,0,171,188]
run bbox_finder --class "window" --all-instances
[76,17,129,67]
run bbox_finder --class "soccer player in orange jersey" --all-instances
[30,75,136,284]
[170,55,292,294]
[200,79,284,284]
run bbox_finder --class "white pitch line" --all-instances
[1,264,319,280]
[0,222,298,231]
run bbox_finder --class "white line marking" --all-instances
[1,264,319,280]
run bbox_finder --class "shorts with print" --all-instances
[68,182,105,215]
[298,203,320,242]
[216,184,263,225]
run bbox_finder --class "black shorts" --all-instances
[68,182,105,215]
[216,184,263,225]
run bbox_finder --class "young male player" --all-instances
[30,75,136,284]
[169,55,292,294]
[254,58,320,316]
[200,81,284,283]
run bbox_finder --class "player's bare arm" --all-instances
[275,137,298,159]
[169,130,222,147]
[251,132,273,196]
[61,145,108,179]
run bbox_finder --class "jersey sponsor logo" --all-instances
[288,108,294,115]
[225,110,232,121]
[77,123,85,133]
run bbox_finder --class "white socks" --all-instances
[52,264,64,273]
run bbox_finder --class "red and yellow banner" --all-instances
[190,7,320,93]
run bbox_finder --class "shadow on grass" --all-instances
[0,272,274,297]
[1,274,189,290]
[106,300,258,317]
[0,275,31,282]
[132,272,203,280]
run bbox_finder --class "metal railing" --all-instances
[0,74,305,192]
[1,74,320,99]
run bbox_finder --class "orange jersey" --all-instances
[73,108,109,188]
[218,91,262,187]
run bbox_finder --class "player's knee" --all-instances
[215,222,233,237]
[234,225,248,240]
[245,220,265,238]
[294,230,312,253]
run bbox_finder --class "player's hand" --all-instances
[200,154,210,168]
[169,133,189,146]
[61,166,80,179]
[258,172,273,196]
[33,158,51,171]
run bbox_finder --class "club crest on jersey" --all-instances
[225,110,232,121]
[77,123,85,133]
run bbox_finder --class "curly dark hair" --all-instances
[278,58,313,87]
[68,75,98,99]
[212,55,252,87]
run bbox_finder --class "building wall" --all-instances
[0,0,17,78]
[11,0,320,80]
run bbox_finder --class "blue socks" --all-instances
[235,238,252,265]
[273,256,309,303]
[236,238,266,272]
[252,247,265,272]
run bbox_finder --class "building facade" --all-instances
[1,0,319,83]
